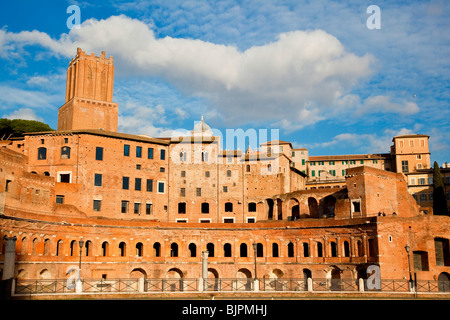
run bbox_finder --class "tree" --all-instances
[433,161,448,216]
[0,118,53,139]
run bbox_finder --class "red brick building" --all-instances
[0,49,449,290]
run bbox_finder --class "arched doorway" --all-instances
[207,268,219,291]
[130,268,147,291]
[438,272,450,292]
[322,196,336,218]
[288,198,300,220]
[236,268,252,291]
[330,267,342,291]
[303,268,312,291]
[268,269,284,291]
[167,268,184,292]
[308,197,319,218]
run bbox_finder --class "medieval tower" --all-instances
[57,48,118,132]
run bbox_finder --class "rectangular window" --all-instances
[160,149,166,160]
[146,179,153,192]
[136,146,142,158]
[360,160,364,164]
[38,147,47,160]
[95,147,103,161]
[93,200,101,212]
[329,161,335,165]
[342,160,348,165]
[302,159,305,165]
[342,169,346,176]
[94,173,102,187]
[121,201,129,214]
[223,186,228,193]
[148,148,154,159]
[196,188,201,196]
[158,182,165,193]
[205,171,210,178]
[349,160,356,165]
[311,170,315,177]
[329,170,336,176]
[418,178,426,185]
[135,178,142,191]
[310,161,315,166]
[180,188,186,197]
[420,193,427,201]
[146,203,152,215]
[402,160,409,173]
[134,202,140,214]
[160,167,165,172]
[122,177,130,190]
[373,160,378,164]
[56,195,64,204]
[124,144,130,156]
[178,202,186,214]
[181,171,186,177]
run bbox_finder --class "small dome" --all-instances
[193,116,212,136]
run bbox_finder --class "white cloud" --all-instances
[0,15,379,131]
[2,108,43,121]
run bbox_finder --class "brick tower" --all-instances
[57,48,118,132]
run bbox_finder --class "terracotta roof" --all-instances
[24,129,170,145]
[219,150,243,157]
[309,153,391,161]
[392,134,429,141]
[259,140,292,147]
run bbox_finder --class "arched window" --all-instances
[303,242,310,257]
[179,150,186,162]
[38,147,47,160]
[267,164,272,172]
[32,238,38,255]
[240,243,248,257]
[201,202,209,214]
[224,243,232,257]
[201,150,208,162]
[102,241,109,256]
[246,164,250,172]
[85,241,92,256]
[170,243,178,257]
[330,241,337,257]
[287,242,294,257]
[272,243,279,257]
[119,242,126,257]
[136,242,143,257]
[153,242,161,257]
[317,242,323,257]
[61,146,71,159]
[207,243,215,257]
[256,243,264,257]
[226,170,231,177]
[356,240,363,257]
[56,240,63,256]
[343,241,350,257]
[189,243,197,257]
[70,240,76,256]
[43,239,50,256]
[225,202,233,212]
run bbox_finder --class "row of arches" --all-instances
[9,234,377,260]
[266,195,338,221]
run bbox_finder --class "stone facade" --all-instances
[0,49,449,287]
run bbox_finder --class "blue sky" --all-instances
[0,0,449,165]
